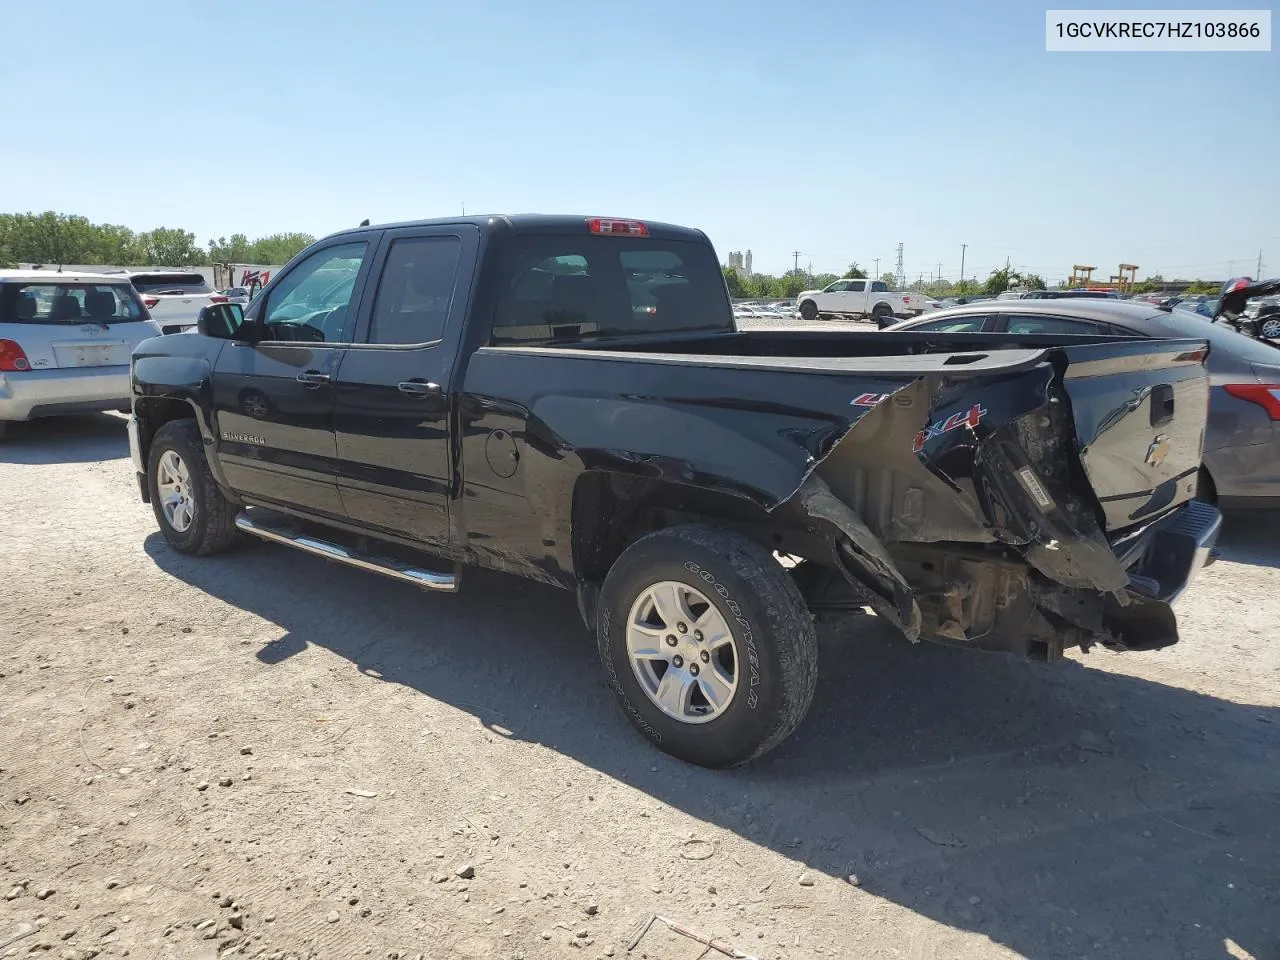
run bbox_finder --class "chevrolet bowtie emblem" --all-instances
[1145,434,1170,468]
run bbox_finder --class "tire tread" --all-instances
[149,420,242,556]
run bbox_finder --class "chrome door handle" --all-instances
[296,370,331,386]
[397,380,441,397]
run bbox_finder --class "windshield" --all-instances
[129,273,213,295]
[1,281,146,324]
[492,235,732,344]
[1159,310,1280,363]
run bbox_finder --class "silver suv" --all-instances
[0,270,161,441]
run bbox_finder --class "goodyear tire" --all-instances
[147,420,242,556]
[596,525,818,767]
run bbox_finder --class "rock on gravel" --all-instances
[454,864,475,880]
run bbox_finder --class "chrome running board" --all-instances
[234,512,459,592]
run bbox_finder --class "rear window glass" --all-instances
[1,282,145,324]
[1159,310,1280,364]
[129,274,213,295]
[492,235,731,344]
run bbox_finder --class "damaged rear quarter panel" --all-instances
[459,345,1123,633]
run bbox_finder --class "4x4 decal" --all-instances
[913,404,987,454]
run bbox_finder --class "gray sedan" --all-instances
[887,299,1280,508]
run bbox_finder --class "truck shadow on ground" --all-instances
[144,534,1280,960]
[0,413,128,464]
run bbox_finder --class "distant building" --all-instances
[725,250,753,277]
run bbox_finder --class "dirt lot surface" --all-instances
[2,414,1277,960]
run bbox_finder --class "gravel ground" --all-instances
[1,413,1277,960]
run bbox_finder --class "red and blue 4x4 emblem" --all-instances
[913,404,987,454]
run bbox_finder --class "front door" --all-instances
[212,238,374,517]
[331,226,475,547]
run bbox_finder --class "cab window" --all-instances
[1004,315,1103,335]
[912,315,990,332]
[261,243,367,342]
[368,236,462,345]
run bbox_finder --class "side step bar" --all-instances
[234,512,459,592]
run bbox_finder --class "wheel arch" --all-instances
[569,471,821,625]
[135,392,235,497]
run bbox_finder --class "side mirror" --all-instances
[196,303,246,339]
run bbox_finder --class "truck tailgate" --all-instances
[1059,339,1208,531]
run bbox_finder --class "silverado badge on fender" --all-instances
[221,431,266,446]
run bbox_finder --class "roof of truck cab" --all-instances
[327,214,709,241]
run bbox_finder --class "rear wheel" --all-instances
[1261,317,1280,340]
[596,524,819,767]
[147,420,242,556]
[872,303,895,325]
[799,300,819,322]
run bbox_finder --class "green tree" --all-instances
[1185,280,1219,295]
[248,232,315,264]
[1023,273,1046,290]
[94,224,144,265]
[722,266,746,298]
[811,273,839,291]
[843,262,867,280]
[0,214,15,267]
[7,211,98,265]
[209,233,253,263]
[879,272,896,288]
[139,227,205,266]
[984,266,1022,295]
[776,269,814,298]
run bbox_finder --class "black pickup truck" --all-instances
[129,215,1221,767]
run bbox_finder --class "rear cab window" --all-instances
[491,234,731,344]
[1,281,146,324]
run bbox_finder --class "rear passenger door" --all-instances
[330,225,477,547]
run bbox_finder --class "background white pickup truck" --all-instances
[796,279,937,323]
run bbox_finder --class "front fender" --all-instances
[131,338,232,491]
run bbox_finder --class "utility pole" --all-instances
[960,244,967,287]
[792,250,801,274]
[1258,250,1264,278]
[461,201,466,215]
[895,243,904,291]
[874,258,880,280]
[936,262,942,287]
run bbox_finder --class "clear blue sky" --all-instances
[3,0,1277,283]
